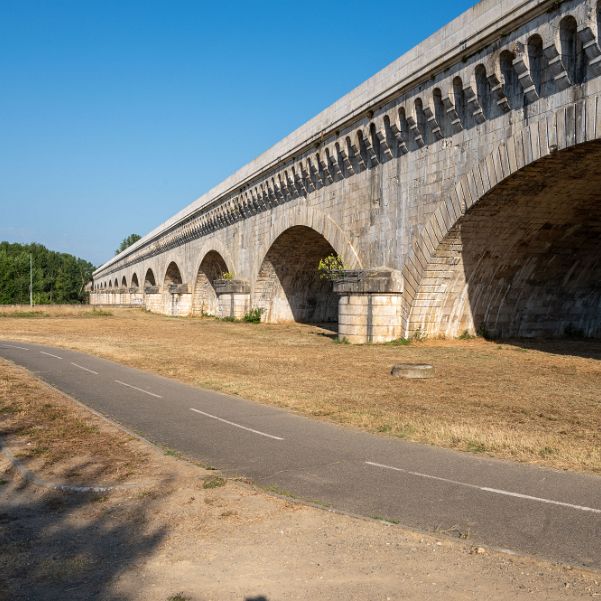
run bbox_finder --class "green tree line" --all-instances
[0,242,95,304]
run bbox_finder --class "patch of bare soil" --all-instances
[1,306,600,472]
[0,357,599,600]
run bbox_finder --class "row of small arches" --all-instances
[95,257,216,292]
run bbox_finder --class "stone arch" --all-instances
[255,225,340,324]
[451,76,466,127]
[256,206,362,276]
[432,87,447,136]
[163,261,183,289]
[474,64,493,120]
[191,250,229,316]
[413,97,427,141]
[144,268,156,288]
[405,101,601,339]
[113,278,118,288]
[499,49,522,109]
[131,273,140,289]
[121,276,127,288]
[559,15,587,84]
[527,34,546,97]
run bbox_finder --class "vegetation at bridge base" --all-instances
[0,241,95,304]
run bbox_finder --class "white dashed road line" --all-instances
[365,461,601,514]
[189,407,284,441]
[40,351,63,359]
[2,344,29,351]
[71,362,99,375]
[114,379,162,398]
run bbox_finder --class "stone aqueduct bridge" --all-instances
[92,0,601,343]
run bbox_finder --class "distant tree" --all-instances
[115,234,141,255]
[0,241,95,304]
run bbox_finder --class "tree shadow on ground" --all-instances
[0,467,167,601]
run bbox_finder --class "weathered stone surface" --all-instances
[213,279,251,295]
[91,0,601,343]
[333,270,403,295]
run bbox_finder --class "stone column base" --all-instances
[214,279,251,319]
[129,292,144,306]
[334,269,404,344]
[144,292,162,313]
[167,292,192,316]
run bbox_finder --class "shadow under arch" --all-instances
[255,225,340,324]
[163,261,182,289]
[191,250,229,316]
[408,140,601,341]
[144,268,156,288]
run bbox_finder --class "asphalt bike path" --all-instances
[1,340,599,569]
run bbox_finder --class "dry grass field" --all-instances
[1,305,600,474]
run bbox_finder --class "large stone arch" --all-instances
[256,206,362,276]
[162,261,183,290]
[191,248,230,316]
[406,101,601,338]
[255,225,342,324]
[144,268,157,288]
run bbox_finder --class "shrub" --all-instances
[202,476,226,489]
[317,254,345,280]
[385,337,411,346]
[243,308,263,323]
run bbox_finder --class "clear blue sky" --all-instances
[0,0,475,266]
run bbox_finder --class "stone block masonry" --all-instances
[92,0,601,342]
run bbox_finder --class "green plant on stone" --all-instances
[457,329,475,340]
[317,254,345,280]
[243,308,263,323]
[221,271,234,280]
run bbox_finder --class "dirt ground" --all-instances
[1,357,600,601]
[0,306,600,473]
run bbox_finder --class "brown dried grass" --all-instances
[0,356,146,483]
[1,305,600,473]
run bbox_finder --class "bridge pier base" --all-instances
[334,270,404,344]
[214,279,251,319]
[166,284,191,317]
